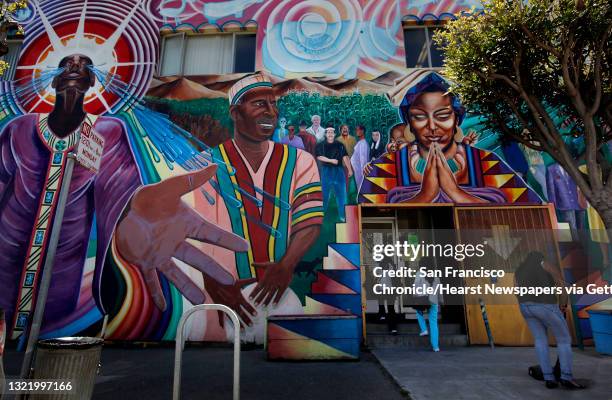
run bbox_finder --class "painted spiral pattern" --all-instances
[260,0,363,78]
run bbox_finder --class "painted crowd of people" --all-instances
[271,114,386,222]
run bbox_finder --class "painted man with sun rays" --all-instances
[0,53,253,341]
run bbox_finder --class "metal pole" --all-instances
[173,304,240,400]
[19,153,77,380]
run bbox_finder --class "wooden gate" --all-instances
[454,204,573,345]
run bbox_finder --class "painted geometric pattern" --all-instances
[11,116,92,339]
[12,149,71,338]
[358,148,542,204]
[478,149,541,204]
[269,205,362,359]
[267,321,360,360]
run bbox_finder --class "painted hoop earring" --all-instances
[404,125,416,143]
[454,126,464,143]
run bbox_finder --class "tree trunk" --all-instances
[590,187,612,231]
[599,207,612,232]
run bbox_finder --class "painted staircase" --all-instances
[267,206,363,360]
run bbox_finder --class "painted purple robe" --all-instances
[386,144,507,204]
[358,143,543,204]
[0,114,141,338]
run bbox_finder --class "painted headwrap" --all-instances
[228,72,273,105]
[392,72,466,126]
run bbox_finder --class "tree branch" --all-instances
[520,23,560,57]
[510,56,563,150]
[589,23,611,116]
[560,36,588,115]
[491,107,544,152]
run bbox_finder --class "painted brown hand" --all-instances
[435,144,460,195]
[434,144,486,204]
[115,165,249,311]
[462,131,478,146]
[415,144,439,202]
[250,261,294,307]
[204,276,257,327]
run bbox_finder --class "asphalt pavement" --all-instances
[373,346,612,400]
[2,346,407,400]
[4,344,609,400]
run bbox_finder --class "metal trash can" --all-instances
[30,337,103,400]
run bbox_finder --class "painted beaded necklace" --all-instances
[414,155,460,175]
[413,140,461,175]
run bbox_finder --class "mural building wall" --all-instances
[0,0,609,355]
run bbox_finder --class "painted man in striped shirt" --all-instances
[192,74,323,343]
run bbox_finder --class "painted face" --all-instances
[311,115,321,126]
[299,125,307,133]
[341,125,349,136]
[408,92,456,148]
[279,118,287,128]
[372,131,380,142]
[232,87,278,142]
[288,125,295,136]
[53,54,95,93]
[391,126,403,141]
[325,129,335,143]
[356,127,365,139]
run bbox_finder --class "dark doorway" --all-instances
[360,205,467,348]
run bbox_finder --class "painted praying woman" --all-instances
[359,71,541,205]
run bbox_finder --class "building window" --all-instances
[159,33,256,76]
[403,26,445,68]
[0,40,22,81]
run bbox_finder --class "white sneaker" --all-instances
[433,348,440,352]
[419,330,429,336]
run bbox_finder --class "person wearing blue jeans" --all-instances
[515,252,585,390]
[316,127,351,222]
[415,303,439,351]
[320,164,347,221]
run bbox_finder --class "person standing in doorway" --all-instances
[515,251,585,390]
[412,257,443,352]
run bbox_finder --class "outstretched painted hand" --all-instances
[250,261,294,307]
[203,276,258,327]
[462,131,478,146]
[115,165,249,311]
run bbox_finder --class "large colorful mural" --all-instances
[0,0,609,355]
[0,0,365,352]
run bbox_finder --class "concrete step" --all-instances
[366,322,462,335]
[366,333,468,349]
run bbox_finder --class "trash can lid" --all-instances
[37,337,103,350]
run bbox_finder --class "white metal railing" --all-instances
[173,304,241,400]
